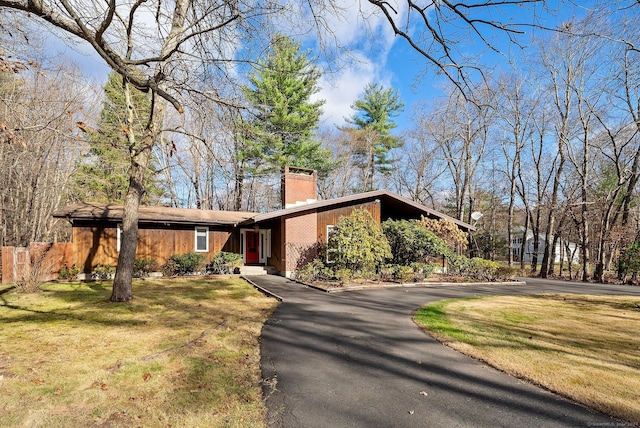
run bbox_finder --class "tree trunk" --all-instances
[111,83,167,301]
[111,140,152,301]
[520,212,529,271]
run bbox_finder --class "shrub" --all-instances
[133,258,158,277]
[92,264,115,280]
[420,216,469,251]
[295,258,333,282]
[382,219,452,265]
[447,255,500,281]
[334,268,354,283]
[207,252,242,274]
[394,265,415,283]
[162,259,179,277]
[162,253,205,276]
[14,247,58,292]
[495,265,519,280]
[58,264,81,281]
[328,208,391,276]
[412,262,436,281]
[618,242,640,283]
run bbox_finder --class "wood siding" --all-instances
[316,201,381,241]
[265,219,283,273]
[72,221,234,273]
[2,243,73,284]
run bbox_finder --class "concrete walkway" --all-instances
[247,275,640,428]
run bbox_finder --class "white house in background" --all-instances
[512,227,579,264]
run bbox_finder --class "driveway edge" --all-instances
[301,280,527,293]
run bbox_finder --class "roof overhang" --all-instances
[240,190,475,231]
[53,202,257,227]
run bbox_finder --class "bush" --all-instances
[447,256,500,281]
[92,264,115,280]
[334,268,354,283]
[618,242,640,283]
[207,252,242,274]
[162,253,205,276]
[420,216,469,252]
[495,265,520,280]
[328,208,391,276]
[295,258,334,282]
[58,264,81,281]
[382,219,452,265]
[394,265,415,282]
[134,258,158,277]
[411,262,436,281]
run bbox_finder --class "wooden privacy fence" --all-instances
[1,243,72,284]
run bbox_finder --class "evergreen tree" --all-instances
[72,72,164,204]
[241,34,331,177]
[344,83,404,191]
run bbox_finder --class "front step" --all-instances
[237,265,277,276]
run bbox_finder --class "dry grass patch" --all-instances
[415,294,640,424]
[0,278,277,427]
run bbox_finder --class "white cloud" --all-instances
[300,2,407,127]
[314,51,396,127]
[315,57,375,127]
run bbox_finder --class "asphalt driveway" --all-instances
[248,275,640,427]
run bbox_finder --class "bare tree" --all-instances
[425,85,494,222]
[0,59,92,247]
[393,105,446,207]
[494,72,540,265]
[536,25,586,278]
[366,0,554,96]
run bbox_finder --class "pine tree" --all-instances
[241,34,331,177]
[344,83,404,191]
[72,72,164,204]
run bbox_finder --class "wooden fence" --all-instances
[1,243,72,284]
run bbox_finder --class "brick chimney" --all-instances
[281,166,318,208]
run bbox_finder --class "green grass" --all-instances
[415,294,640,424]
[0,278,277,427]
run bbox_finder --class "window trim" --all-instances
[326,225,337,264]
[195,226,209,252]
[116,223,123,252]
[259,229,271,264]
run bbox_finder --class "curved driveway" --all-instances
[251,276,640,427]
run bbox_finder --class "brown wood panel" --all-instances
[271,218,283,272]
[210,230,229,255]
[317,201,380,241]
[1,247,14,284]
[72,221,235,272]
[73,222,119,272]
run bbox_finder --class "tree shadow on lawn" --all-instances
[0,278,268,329]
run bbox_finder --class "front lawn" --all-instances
[415,294,640,424]
[0,278,277,427]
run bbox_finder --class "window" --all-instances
[195,227,209,252]
[326,225,337,263]
[116,223,123,252]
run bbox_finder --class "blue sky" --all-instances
[51,1,591,132]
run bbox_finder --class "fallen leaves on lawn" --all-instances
[91,381,108,390]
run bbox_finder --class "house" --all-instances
[53,167,473,277]
[511,228,579,264]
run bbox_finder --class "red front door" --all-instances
[246,231,259,264]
